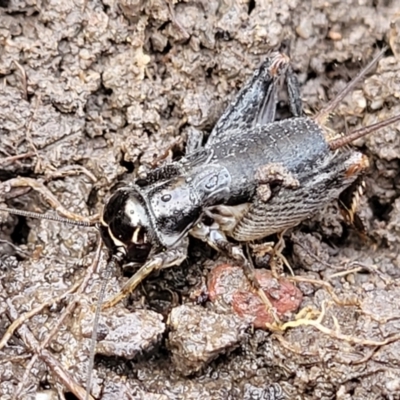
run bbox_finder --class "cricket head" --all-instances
[100,186,153,263]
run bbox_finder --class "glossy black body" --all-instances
[100,53,365,259]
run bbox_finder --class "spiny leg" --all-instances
[247,241,275,270]
[338,176,367,233]
[102,238,188,309]
[190,223,280,324]
[274,230,294,276]
[207,52,290,145]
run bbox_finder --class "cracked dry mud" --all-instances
[1,0,400,399]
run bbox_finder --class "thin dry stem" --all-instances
[0,177,98,223]
[280,301,400,348]
[0,280,81,350]
[11,240,102,400]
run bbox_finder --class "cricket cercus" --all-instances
[1,48,400,399]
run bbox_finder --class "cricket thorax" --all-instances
[144,165,232,247]
[100,163,233,252]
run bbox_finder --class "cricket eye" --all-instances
[161,193,172,202]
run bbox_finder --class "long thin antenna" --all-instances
[84,249,125,400]
[0,207,97,227]
[314,47,387,125]
[329,114,400,150]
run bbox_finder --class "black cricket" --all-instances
[1,49,400,400]
[99,50,399,310]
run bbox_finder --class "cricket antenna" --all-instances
[329,114,400,150]
[314,47,387,125]
[0,207,97,227]
[85,248,126,400]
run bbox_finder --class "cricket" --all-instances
[1,44,400,399]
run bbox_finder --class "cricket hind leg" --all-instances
[102,238,189,309]
[229,162,300,242]
[286,65,303,117]
[338,176,367,233]
[206,53,290,146]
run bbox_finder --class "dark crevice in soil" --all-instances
[161,39,172,55]
[87,185,99,209]
[306,69,317,81]
[215,30,231,41]
[368,195,393,221]
[10,216,30,245]
[247,0,256,14]
[64,392,78,400]
[120,156,135,173]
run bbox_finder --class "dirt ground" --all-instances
[1,0,400,399]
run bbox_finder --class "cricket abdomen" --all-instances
[230,149,368,242]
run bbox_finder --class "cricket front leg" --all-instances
[102,238,188,309]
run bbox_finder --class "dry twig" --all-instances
[9,240,102,400]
